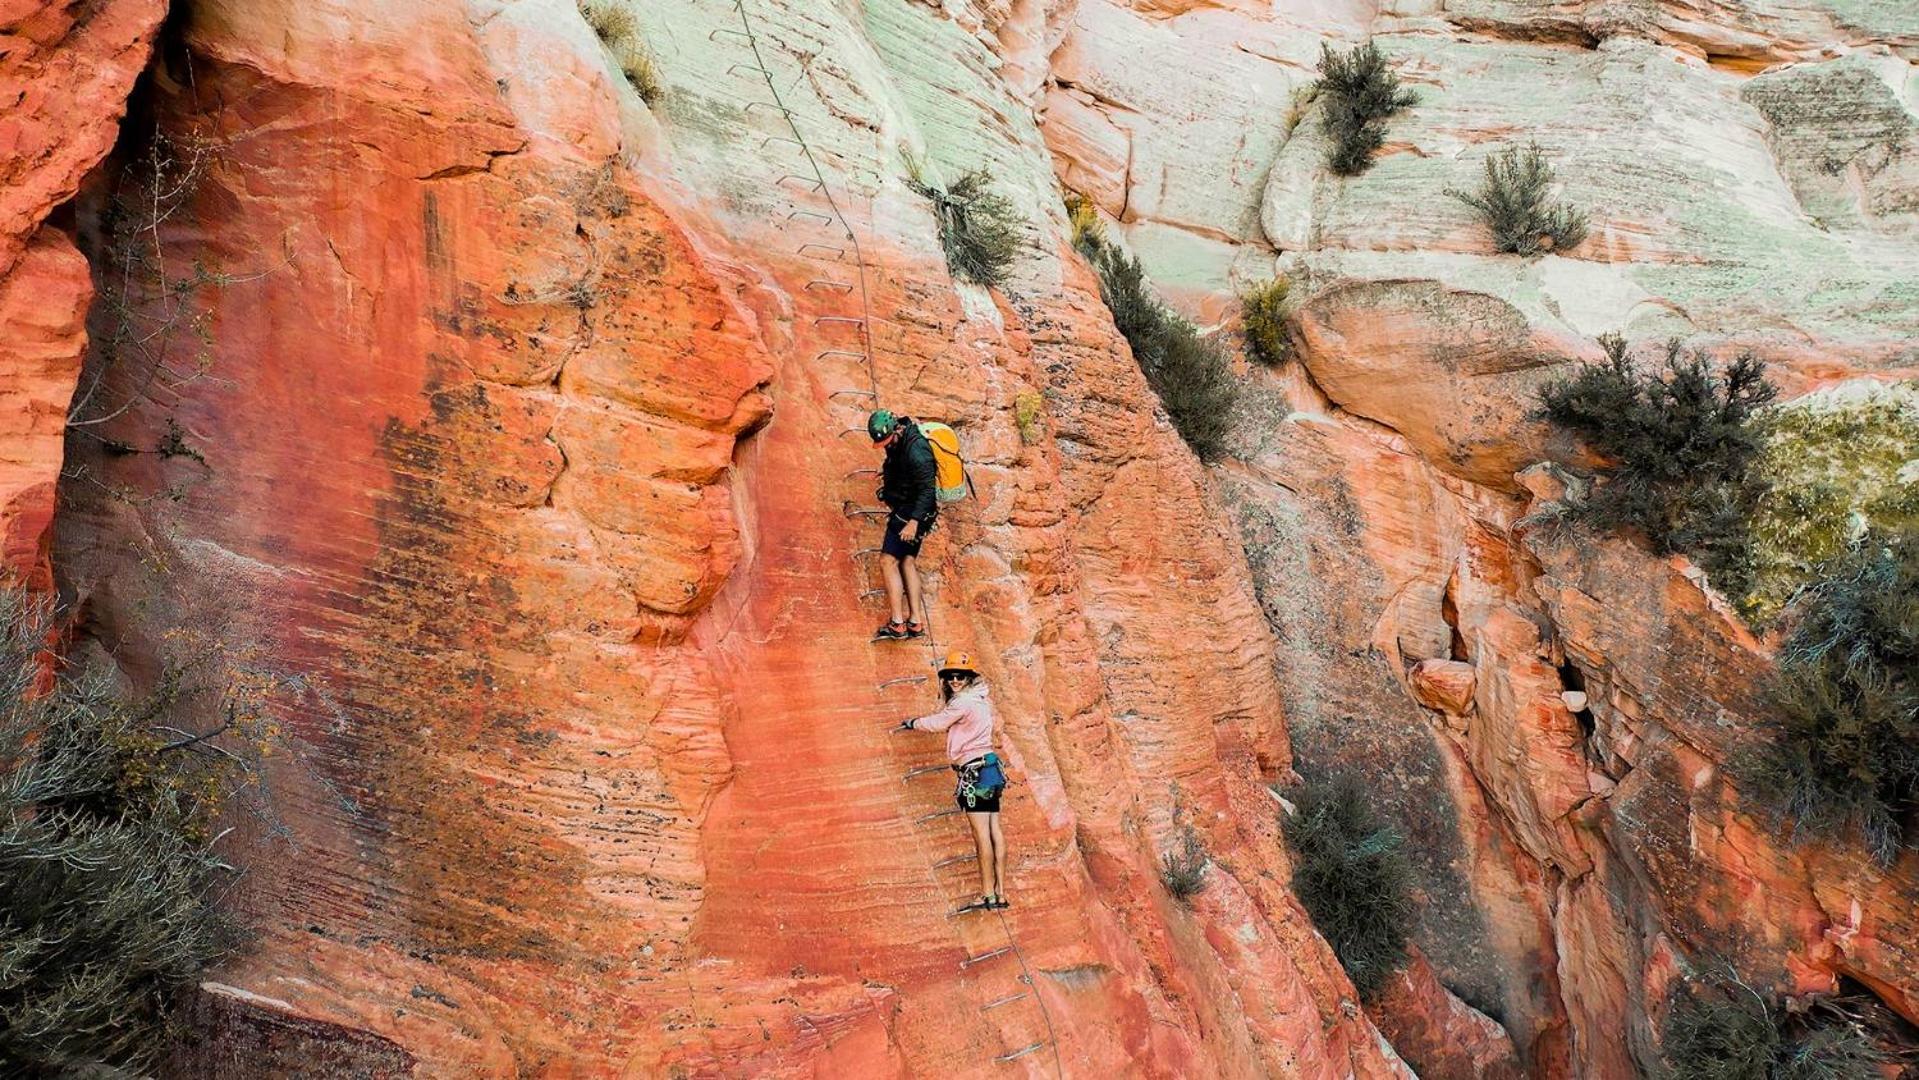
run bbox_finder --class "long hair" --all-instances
[940,671,979,704]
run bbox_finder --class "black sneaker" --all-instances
[905,621,927,639]
[873,621,909,641]
[954,897,995,915]
[989,896,1010,910]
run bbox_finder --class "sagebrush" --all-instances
[1748,533,1919,865]
[578,0,662,102]
[1074,228,1237,460]
[1159,830,1209,903]
[1450,143,1588,255]
[1,590,243,1074]
[1239,277,1292,367]
[1315,42,1417,177]
[1537,335,1777,605]
[1284,773,1416,999]
[911,169,1023,287]
[1661,979,1887,1080]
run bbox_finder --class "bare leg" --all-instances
[967,812,994,899]
[880,554,906,625]
[989,813,1007,899]
[902,555,926,626]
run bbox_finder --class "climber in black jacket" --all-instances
[868,409,938,640]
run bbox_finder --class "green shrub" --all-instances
[1074,229,1237,460]
[1239,277,1292,367]
[1284,773,1415,999]
[1,590,239,1074]
[1661,980,1887,1080]
[1744,382,1919,624]
[1449,143,1588,256]
[1315,42,1418,177]
[579,0,662,103]
[1159,830,1209,903]
[1065,192,1104,251]
[1537,335,1777,604]
[1749,533,1919,865]
[911,169,1022,287]
[1014,390,1045,445]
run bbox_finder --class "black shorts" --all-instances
[882,515,930,558]
[955,758,1004,813]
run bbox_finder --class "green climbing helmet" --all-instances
[867,409,899,442]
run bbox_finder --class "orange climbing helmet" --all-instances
[937,650,980,679]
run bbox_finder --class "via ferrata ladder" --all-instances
[706,0,1062,1072]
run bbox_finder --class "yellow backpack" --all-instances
[918,421,972,503]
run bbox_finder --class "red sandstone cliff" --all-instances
[5,0,1917,1075]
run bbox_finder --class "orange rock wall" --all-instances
[7,0,1917,1075]
[44,0,1399,1076]
[0,0,164,584]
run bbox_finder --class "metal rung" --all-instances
[839,427,873,440]
[816,315,866,327]
[727,63,769,77]
[933,852,978,869]
[981,992,1028,1012]
[879,674,929,689]
[745,101,794,117]
[779,174,825,192]
[708,27,752,41]
[903,764,948,781]
[859,588,884,599]
[844,502,888,518]
[797,243,846,260]
[818,349,866,362]
[918,808,962,824]
[960,946,1013,969]
[851,547,883,560]
[762,135,804,150]
[843,465,879,476]
[830,392,877,406]
[997,1043,1047,1063]
[787,211,833,228]
[807,279,854,293]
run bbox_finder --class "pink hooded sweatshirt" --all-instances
[909,682,995,765]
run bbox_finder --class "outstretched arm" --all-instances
[905,698,968,733]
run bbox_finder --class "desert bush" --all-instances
[1661,979,1887,1080]
[1315,41,1418,177]
[578,0,661,103]
[1,590,241,1074]
[1284,773,1416,999]
[1014,390,1046,445]
[1239,277,1292,367]
[1159,830,1209,903]
[1537,335,1777,604]
[1065,192,1104,251]
[1074,229,1237,460]
[910,169,1022,287]
[1449,143,1588,256]
[1748,533,1919,865]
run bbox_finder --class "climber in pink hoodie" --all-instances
[898,649,1008,912]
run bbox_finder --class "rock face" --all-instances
[3,0,1916,1075]
[0,0,165,585]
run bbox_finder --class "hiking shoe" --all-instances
[954,897,995,915]
[905,621,927,639]
[989,896,1010,910]
[874,621,910,641]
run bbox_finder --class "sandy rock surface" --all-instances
[0,0,1914,1074]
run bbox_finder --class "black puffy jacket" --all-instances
[879,420,939,527]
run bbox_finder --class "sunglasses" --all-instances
[942,672,972,682]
